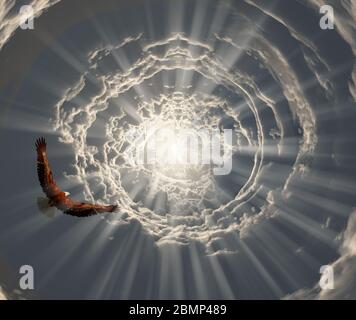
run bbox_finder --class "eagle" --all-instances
[36,137,117,217]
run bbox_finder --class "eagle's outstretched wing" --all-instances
[36,137,117,217]
[36,137,62,198]
[64,202,118,217]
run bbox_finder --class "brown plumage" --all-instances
[36,137,117,217]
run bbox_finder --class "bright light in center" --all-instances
[115,92,236,213]
[153,126,197,165]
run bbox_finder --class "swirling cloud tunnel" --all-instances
[0,0,356,299]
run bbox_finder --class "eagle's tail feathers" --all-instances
[37,197,56,218]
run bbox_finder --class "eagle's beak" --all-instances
[64,192,70,196]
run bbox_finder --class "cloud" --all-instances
[0,0,60,50]
[0,286,7,300]
[318,212,356,299]
[307,0,356,101]
[284,211,356,300]
[47,0,352,258]
[0,0,354,299]
[51,31,277,247]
